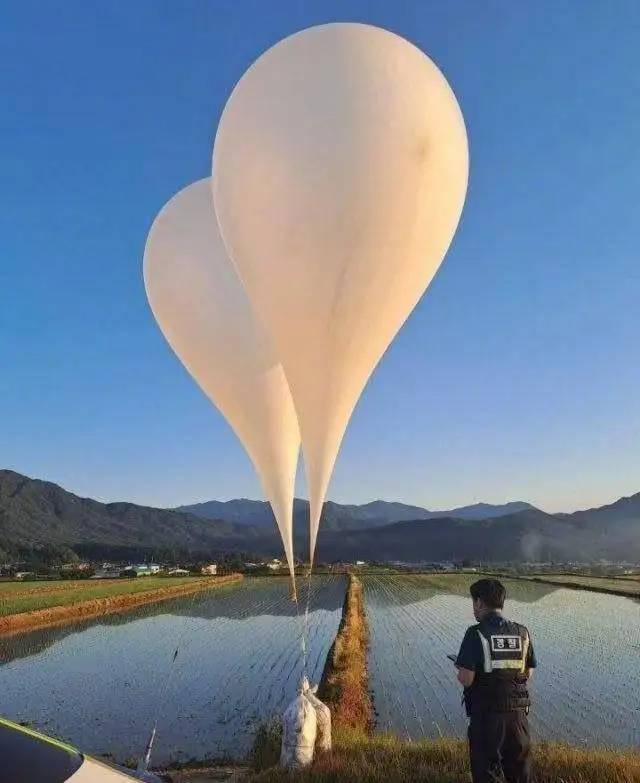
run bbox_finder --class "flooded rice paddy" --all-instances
[2,572,638,765]
[364,574,640,748]
[0,575,346,765]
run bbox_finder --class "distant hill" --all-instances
[2,469,639,564]
[557,492,640,561]
[316,509,572,563]
[563,492,640,527]
[175,498,285,529]
[177,497,536,531]
[0,469,271,561]
[315,502,640,563]
[317,498,640,563]
[442,501,534,521]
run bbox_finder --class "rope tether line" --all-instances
[291,571,308,681]
[137,642,180,774]
[136,577,217,774]
[302,563,313,679]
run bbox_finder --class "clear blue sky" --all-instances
[2,1,639,513]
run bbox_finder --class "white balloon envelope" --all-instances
[143,179,300,582]
[213,23,469,563]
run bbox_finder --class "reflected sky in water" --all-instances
[0,576,346,765]
[364,576,640,748]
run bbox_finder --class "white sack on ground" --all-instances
[303,678,332,752]
[143,179,300,582]
[280,691,317,769]
[212,23,469,564]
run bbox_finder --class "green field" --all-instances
[512,573,640,596]
[375,572,556,602]
[0,577,198,616]
[399,571,640,598]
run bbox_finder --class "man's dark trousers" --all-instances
[468,710,532,783]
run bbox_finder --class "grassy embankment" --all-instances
[0,574,243,635]
[316,572,372,732]
[249,574,640,783]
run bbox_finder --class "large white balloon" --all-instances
[143,179,300,582]
[213,23,468,562]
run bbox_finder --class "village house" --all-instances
[122,564,161,577]
[60,562,92,571]
[91,567,121,579]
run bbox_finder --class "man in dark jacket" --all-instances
[455,578,536,783]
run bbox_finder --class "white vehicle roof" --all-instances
[0,716,157,782]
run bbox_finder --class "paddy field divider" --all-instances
[317,573,373,734]
[249,572,640,783]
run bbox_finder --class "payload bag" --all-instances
[280,690,317,769]
[302,678,332,752]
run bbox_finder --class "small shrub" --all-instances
[250,719,282,772]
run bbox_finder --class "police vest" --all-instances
[464,617,531,715]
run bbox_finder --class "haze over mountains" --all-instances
[1,469,639,563]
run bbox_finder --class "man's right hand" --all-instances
[457,666,475,687]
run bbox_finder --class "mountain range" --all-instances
[1,469,639,564]
[176,498,535,531]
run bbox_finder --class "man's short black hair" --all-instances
[470,578,506,609]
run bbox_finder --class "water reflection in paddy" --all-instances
[0,576,346,764]
[364,575,640,748]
